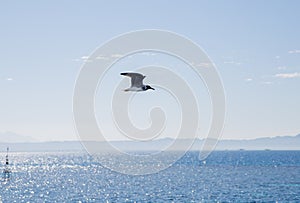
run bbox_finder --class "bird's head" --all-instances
[144,85,155,91]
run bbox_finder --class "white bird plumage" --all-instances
[120,72,155,92]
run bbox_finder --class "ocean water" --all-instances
[1,151,300,202]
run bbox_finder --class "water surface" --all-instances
[1,151,300,202]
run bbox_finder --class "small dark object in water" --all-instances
[2,147,11,180]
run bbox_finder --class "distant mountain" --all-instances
[0,131,37,143]
[206,133,300,151]
[0,133,299,152]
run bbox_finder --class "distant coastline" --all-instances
[0,133,299,152]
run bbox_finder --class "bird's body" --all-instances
[120,72,155,92]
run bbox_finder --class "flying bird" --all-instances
[120,72,155,92]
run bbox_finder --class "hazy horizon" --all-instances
[0,131,299,143]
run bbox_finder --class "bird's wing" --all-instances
[120,72,145,87]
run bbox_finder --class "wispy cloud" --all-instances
[190,62,212,68]
[72,55,93,63]
[6,78,13,81]
[223,61,242,66]
[275,72,300,79]
[111,54,124,58]
[81,56,89,60]
[73,53,138,62]
[288,50,300,54]
[245,78,253,82]
[81,56,93,63]
[139,52,157,56]
[96,55,109,60]
[261,81,273,85]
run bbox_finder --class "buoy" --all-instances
[3,147,11,179]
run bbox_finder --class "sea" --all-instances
[1,151,300,202]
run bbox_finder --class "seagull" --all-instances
[120,72,155,92]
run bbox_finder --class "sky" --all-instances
[0,1,300,142]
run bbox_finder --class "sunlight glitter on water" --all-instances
[1,151,300,202]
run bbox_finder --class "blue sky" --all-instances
[0,1,300,141]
